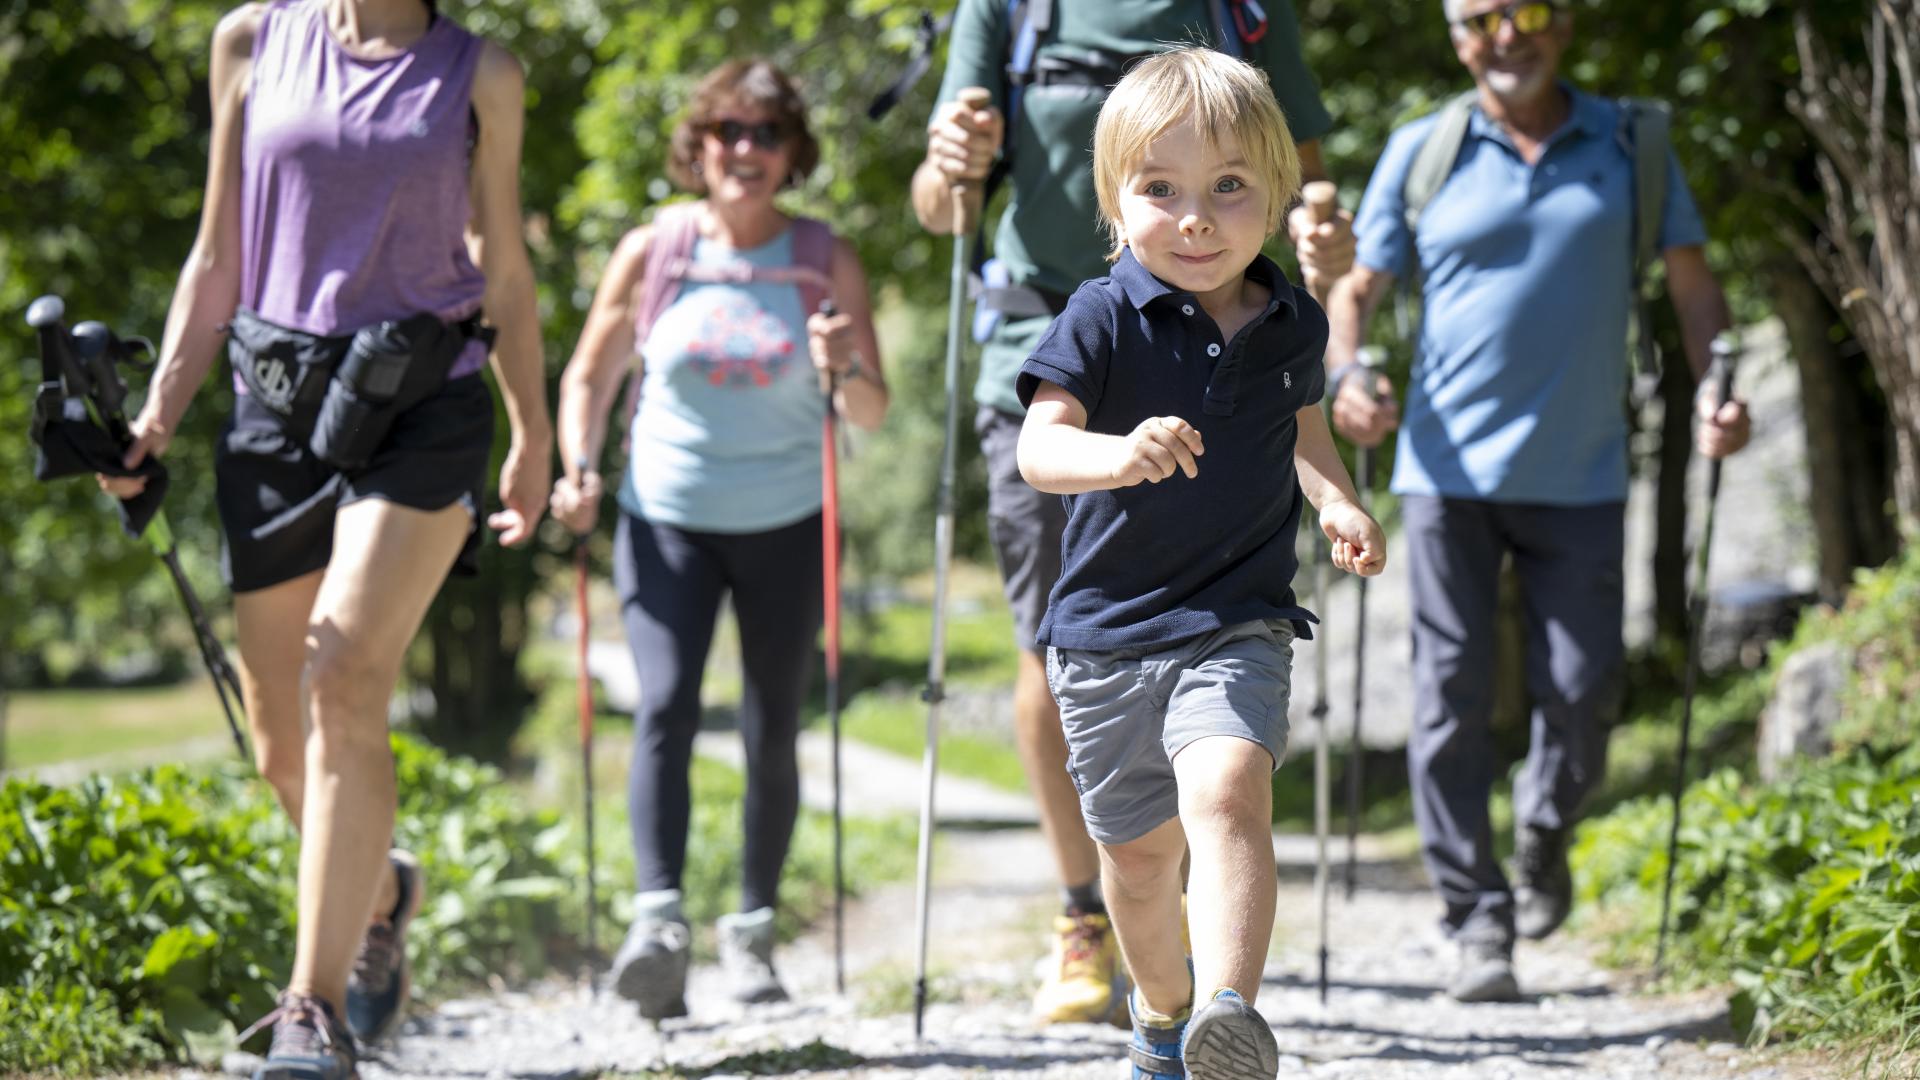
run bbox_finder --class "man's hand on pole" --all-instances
[1694,384,1751,460]
[1289,194,1356,302]
[925,90,1002,184]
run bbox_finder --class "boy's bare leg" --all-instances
[1174,734,1276,1004]
[1098,817,1192,1015]
[1013,649,1102,886]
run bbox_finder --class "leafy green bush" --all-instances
[0,762,293,1072]
[0,736,573,1074]
[1574,748,1920,1051]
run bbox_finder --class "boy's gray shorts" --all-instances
[1045,619,1296,846]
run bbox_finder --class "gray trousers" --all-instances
[1402,495,1626,941]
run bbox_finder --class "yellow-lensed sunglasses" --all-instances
[1455,1,1559,38]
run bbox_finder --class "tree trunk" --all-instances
[1788,3,1920,537]
[1764,261,1897,600]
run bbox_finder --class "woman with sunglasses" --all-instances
[97,0,547,1074]
[549,57,887,1017]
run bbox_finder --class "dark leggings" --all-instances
[613,510,822,913]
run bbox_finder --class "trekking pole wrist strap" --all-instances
[1327,361,1362,397]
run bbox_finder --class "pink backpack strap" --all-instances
[789,216,837,315]
[631,203,702,346]
[618,203,702,449]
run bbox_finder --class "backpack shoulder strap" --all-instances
[989,0,1047,212]
[1616,96,1672,389]
[617,202,701,452]
[1403,90,1481,234]
[1617,97,1671,283]
[632,202,701,348]
[789,216,837,314]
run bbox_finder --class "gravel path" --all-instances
[303,825,1825,1080]
[239,744,1827,1080]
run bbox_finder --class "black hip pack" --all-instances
[227,307,493,472]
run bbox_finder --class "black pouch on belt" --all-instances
[309,311,492,472]
[226,308,352,443]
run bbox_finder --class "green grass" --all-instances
[836,689,1030,793]
[3,682,228,770]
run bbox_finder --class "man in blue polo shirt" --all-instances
[1323,0,1752,1002]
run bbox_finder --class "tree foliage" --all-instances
[2,0,1903,750]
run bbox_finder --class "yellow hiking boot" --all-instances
[1034,910,1129,1025]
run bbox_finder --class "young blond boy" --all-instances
[1015,47,1385,1080]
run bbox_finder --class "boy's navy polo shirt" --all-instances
[1016,248,1328,652]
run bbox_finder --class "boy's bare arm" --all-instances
[1293,403,1360,512]
[1018,383,1205,494]
[1295,403,1386,576]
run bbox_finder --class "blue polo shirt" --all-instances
[1353,87,1707,505]
[1016,249,1326,651]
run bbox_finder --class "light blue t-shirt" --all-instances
[620,228,824,533]
[1353,88,1707,505]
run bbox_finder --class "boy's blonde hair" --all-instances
[1092,46,1303,261]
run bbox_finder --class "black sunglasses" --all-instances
[705,118,789,150]
[1454,1,1559,38]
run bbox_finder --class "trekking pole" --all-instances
[25,298,250,763]
[818,300,848,997]
[1301,180,1338,1006]
[149,511,250,763]
[1655,331,1742,976]
[913,85,993,1040]
[572,456,599,983]
[1341,345,1386,899]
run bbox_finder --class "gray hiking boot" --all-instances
[716,907,788,1004]
[243,990,359,1080]
[1514,824,1573,941]
[346,849,423,1043]
[1447,934,1521,1003]
[610,889,691,1019]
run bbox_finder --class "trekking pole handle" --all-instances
[1302,182,1338,305]
[1303,181,1338,225]
[1706,331,1740,415]
[1356,344,1389,404]
[951,87,994,236]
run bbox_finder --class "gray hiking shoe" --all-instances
[611,889,691,1019]
[716,907,788,1004]
[1181,987,1278,1079]
[346,850,423,1043]
[1447,935,1521,1003]
[1514,824,1573,941]
[243,990,359,1080]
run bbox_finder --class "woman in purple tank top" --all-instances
[95,1,550,1074]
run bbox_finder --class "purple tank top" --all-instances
[239,0,489,381]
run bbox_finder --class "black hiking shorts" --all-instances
[214,374,494,593]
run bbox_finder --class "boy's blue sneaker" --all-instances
[1181,988,1279,1080]
[1126,990,1190,1079]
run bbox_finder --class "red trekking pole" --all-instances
[819,302,848,995]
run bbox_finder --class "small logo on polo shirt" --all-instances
[1284,372,1293,389]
